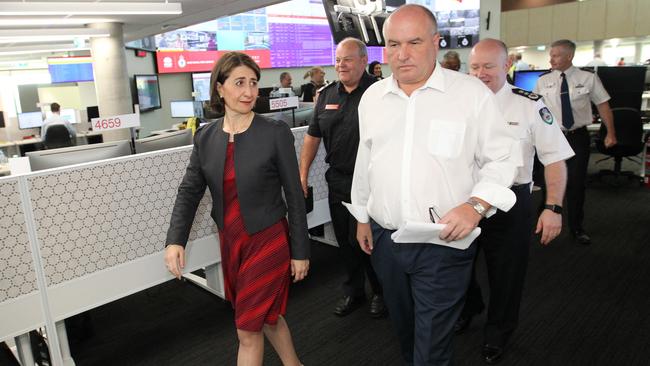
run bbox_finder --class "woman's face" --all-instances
[312,69,325,84]
[216,65,259,115]
[373,63,383,77]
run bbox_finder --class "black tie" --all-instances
[560,72,574,130]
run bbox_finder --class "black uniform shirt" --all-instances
[307,72,377,176]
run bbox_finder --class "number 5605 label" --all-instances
[91,112,140,131]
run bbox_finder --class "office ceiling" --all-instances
[0,0,285,59]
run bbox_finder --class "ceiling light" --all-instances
[0,18,117,27]
[0,43,88,56]
[0,2,182,16]
[0,28,110,43]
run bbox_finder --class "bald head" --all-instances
[383,4,440,95]
[468,38,511,93]
[383,4,438,39]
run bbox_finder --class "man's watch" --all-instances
[544,204,563,214]
[466,198,487,217]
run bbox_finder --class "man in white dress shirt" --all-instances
[41,102,76,141]
[458,38,574,364]
[345,5,518,365]
[534,39,616,245]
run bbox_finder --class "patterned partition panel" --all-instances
[0,178,38,303]
[291,127,329,201]
[27,148,217,287]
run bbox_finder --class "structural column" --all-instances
[89,22,132,141]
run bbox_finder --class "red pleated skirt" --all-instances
[218,142,291,332]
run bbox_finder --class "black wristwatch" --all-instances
[544,204,563,214]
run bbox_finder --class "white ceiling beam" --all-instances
[0,2,182,16]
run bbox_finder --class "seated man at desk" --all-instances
[42,102,76,141]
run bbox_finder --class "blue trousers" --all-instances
[370,221,477,366]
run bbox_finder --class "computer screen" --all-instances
[45,108,78,124]
[191,72,211,102]
[86,106,99,122]
[134,129,193,154]
[154,0,386,73]
[134,74,162,112]
[26,140,132,171]
[18,111,44,129]
[47,56,94,83]
[0,111,4,128]
[170,100,196,118]
[513,70,548,92]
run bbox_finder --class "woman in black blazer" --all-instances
[165,52,309,366]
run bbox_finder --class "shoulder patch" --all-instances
[538,107,554,125]
[318,82,336,93]
[512,88,542,101]
[579,67,595,73]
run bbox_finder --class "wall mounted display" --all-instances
[47,56,94,83]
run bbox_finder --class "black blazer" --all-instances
[166,114,310,260]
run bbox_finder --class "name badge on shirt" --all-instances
[575,84,584,88]
[507,121,519,126]
[325,104,339,110]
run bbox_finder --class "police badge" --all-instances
[539,107,554,125]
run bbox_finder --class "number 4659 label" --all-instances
[91,112,140,132]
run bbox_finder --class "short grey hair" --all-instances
[551,39,576,55]
[339,37,368,58]
[280,71,291,81]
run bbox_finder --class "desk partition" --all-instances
[0,126,330,365]
[0,177,44,339]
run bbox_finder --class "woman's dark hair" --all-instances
[368,61,381,76]
[209,52,261,113]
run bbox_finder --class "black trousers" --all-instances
[564,127,590,232]
[461,184,533,347]
[326,169,381,297]
[371,221,476,366]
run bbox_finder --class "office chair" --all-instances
[594,107,646,184]
[43,124,75,150]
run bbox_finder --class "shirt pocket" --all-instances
[571,86,591,106]
[427,119,466,159]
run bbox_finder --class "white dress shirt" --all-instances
[496,83,575,185]
[41,114,76,139]
[534,66,610,130]
[346,65,518,230]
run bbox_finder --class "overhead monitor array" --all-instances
[154,0,481,73]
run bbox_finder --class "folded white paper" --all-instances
[390,221,481,250]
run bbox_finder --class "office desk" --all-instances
[0,131,103,157]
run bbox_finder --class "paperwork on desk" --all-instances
[390,221,481,250]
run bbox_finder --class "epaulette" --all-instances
[318,81,336,93]
[539,70,552,77]
[512,88,542,101]
[579,67,595,73]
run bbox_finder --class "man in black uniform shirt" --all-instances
[299,37,385,317]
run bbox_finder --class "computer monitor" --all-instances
[26,140,132,171]
[258,87,274,98]
[134,129,193,153]
[18,111,44,129]
[191,72,211,102]
[0,111,4,128]
[513,70,548,92]
[86,106,99,122]
[170,100,195,118]
[45,108,78,124]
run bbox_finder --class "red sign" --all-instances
[156,50,272,73]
